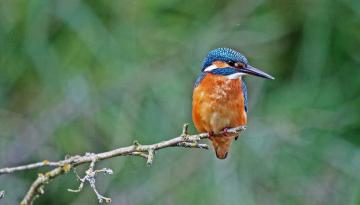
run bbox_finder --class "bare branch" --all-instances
[0,124,246,205]
[176,142,209,149]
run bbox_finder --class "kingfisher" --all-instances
[192,48,274,159]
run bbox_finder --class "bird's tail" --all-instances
[209,133,237,159]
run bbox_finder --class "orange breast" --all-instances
[192,73,247,133]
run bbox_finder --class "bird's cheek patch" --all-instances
[204,61,229,72]
[204,64,217,72]
[213,61,229,68]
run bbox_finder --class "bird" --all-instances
[192,48,274,159]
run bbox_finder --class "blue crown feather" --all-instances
[202,48,248,69]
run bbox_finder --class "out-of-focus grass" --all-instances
[0,0,359,204]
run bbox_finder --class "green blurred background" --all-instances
[1,0,359,204]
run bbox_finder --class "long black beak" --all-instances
[241,65,275,80]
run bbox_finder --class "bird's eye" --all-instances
[234,62,245,68]
[228,61,235,67]
[228,61,245,69]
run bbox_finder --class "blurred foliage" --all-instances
[0,0,360,204]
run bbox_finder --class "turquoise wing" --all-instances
[242,81,248,112]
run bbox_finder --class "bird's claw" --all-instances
[222,127,229,133]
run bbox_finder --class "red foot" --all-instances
[222,127,230,133]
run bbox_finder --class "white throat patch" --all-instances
[226,73,245,79]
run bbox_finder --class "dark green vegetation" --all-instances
[0,0,359,204]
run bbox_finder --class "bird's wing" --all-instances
[242,80,248,112]
[194,72,207,88]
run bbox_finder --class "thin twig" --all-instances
[146,149,155,166]
[68,155,113,203]
[20,166,69,205]
[0,160,62,174]
[0,124,246,205]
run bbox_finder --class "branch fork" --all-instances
[68,154,113,203]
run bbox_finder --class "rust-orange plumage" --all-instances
[192,48,274,159]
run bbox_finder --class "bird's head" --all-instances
[202,48,274,80]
